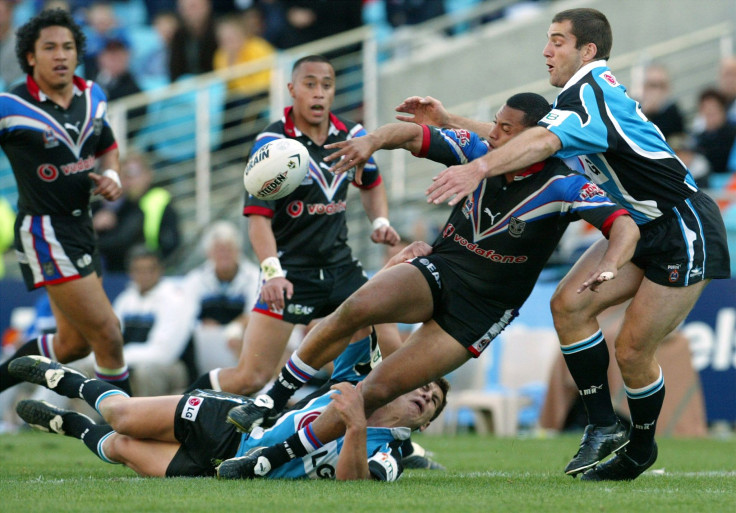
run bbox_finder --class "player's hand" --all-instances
[577,268,616,293]
[395,95,449,127]
[384,241,433,269]
[371,224,400,246]
[324,136,377,185]
[330,382,367,430]
[259,277,293,312]
[89,172,123,201]
[426,159,486,205]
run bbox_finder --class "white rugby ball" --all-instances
[244,139,309,200]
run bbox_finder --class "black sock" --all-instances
[79,423,116,463]
[625,370,665,463]
[184,372,213,393]
[0,338,43,392]
[400,438,414,457]
[261,429,314,470]
[268,355,318,412]
[561,330,617,426]
[78,379,130,413]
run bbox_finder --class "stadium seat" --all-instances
[439,325,559,436]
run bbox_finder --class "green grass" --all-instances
[1,431,734,513]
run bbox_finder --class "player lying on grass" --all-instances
[10,355,447,480]
[206,93,641,480]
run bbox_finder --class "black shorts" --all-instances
[14,213,102,291]
[410,255,518,357]
[254,260,368,324]
[632,191,731,286]
[166,391,251,477]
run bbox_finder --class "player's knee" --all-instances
[335,295,372,328]
[232,369,270,396]
[614,343,648,373]
[100,400,135,434]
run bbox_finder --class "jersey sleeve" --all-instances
[367,439,403,482]
[538,83,609,159]
[416,125,490,167]
[563,176,629,238]
[89,83,117,156]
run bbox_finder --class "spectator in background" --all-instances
[138,10,179,86]
[266,0,363,50]
[111,245,197,395]
[692,88,736,186]
[183,220,260,377]
[0,0,23,90]
[169,0,217,81]
[82,2,129,78]
[638,64,684,139]
[214,10,274,152]
[718,56,736,124]
[93,153,181,273]
[385,0,445,28]
[667,133,711,189]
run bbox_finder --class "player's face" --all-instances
[543,20,584,88]
[27,26,78,92]
[288,62,335,127]
[391,382,444,430]
[487,105,528,149]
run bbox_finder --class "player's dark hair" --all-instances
[429,377,451,421]
[552,8,612,61]
[291,54,333,77]
[506,92,551,127]
[15,9,86,75]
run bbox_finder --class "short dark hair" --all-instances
[291,54,333,76]
[552,8,612,61]
[15,9,86,75]
[125,244,162,271]
[506,92,552,127]
[698,87,728,109]
[430,377,451,422]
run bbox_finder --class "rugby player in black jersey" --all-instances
[211,92,642,480]
[0,9,131,395]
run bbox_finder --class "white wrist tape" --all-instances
[103,169,122,188]
[372,217,390,231]
[261,256,285,281]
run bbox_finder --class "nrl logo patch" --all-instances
[43,261,55,276]
[599,71,619,87]
[508,217,526,238]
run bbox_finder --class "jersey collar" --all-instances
[26,74,88,102]
[512,161,546,181]
[560,59,608,94]
[282,106,348,139]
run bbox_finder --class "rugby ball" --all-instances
[244,139,309,200]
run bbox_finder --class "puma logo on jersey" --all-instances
[64,122,81,134]
[484,208,502,224]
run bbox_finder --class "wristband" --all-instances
[261,256,285,281]
[103,169,122,188]
[371,217,390,231]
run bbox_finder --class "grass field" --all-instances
[2,430,734,513]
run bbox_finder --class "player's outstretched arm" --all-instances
[395,95,493,136]
[325,123,424,182]
[577,214,640,293]
[426,126,561,205]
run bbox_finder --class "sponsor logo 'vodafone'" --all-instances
[287,200,347,218]
[37,156,97,182]
[444,224,527,263]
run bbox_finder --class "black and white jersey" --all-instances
[0,75,117,216]
[538,60,698,225]
[243,107,382,268]
[418,125,628,309]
